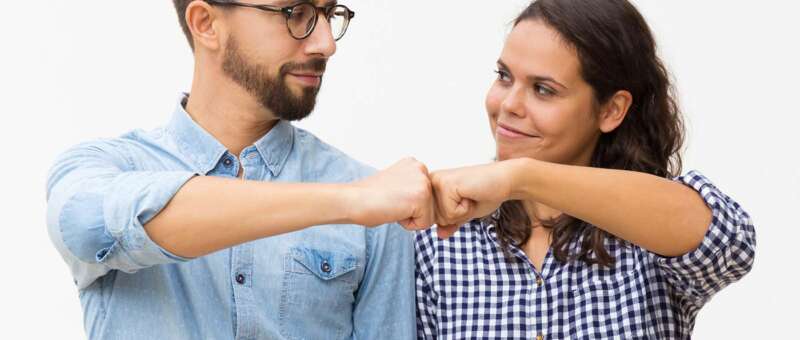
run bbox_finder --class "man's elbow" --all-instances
[49,191,117,264]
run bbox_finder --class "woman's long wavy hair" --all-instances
[484,0,685,267]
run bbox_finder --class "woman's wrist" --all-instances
[502,157,542,201]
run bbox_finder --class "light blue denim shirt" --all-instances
[45,95,416,340]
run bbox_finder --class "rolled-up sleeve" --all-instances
[650,170,756,307]
[46,139,197,289]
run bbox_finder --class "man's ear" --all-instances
[598,90,632,133]
[186,1,223,51]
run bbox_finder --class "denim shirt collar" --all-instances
[167,93,295,176]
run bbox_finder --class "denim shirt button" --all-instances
[223,158,233,167]
[235,274,246,284]
[321,261,331,273]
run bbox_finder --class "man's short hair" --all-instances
[173,0,198,50]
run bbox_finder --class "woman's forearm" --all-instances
[508,158,711,257]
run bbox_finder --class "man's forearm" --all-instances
[144,176,354,258]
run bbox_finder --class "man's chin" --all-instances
[287,84,307,98]
[280,108,315,122]
[269,99,317,122]
[297,88,323,102]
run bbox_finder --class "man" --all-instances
[46,1,435,338]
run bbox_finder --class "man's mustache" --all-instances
[280,58,327,76]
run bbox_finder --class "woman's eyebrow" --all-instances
[497,59,568,90]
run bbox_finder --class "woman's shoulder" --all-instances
[415,220,489,256]
[414,220,488,278]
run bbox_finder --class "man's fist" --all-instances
[346,157,436,230]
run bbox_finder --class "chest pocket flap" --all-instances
[289,247,357,281]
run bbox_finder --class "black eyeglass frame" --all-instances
[204,0,355,41]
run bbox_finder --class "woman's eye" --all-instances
[494,70,511,82]
[534,84,556,97]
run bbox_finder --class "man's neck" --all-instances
[185,67,279,157]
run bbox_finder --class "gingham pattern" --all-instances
[415,171,756,339]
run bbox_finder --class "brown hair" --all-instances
[484,0,684,267]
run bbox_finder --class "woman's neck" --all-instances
[523,200,563,227]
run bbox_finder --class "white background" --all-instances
[1,0,798,338]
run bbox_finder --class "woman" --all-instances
[414,0,756,339]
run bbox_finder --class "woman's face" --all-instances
[486,20,603,166]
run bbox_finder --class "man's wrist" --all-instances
[334,183,362,225]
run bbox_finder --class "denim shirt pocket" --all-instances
[286,247,358,282]
[279,246,359,340]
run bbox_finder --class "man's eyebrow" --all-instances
[272,0,295,7]
[322,0,338,7]
[293,0,338,7]
[273,0,322,7]
[496,59,509,70]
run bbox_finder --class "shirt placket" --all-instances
[231,150,262,340]
[232,243,255,340]
[524,256,550,339]
[507,242,551,340]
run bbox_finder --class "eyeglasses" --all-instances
[204,0,355,41]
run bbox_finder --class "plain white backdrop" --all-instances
[1,0,798,338]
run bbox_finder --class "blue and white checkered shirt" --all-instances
[415,171,756,339]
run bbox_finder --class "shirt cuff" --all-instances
[654,170,755,275]
[99,171,198,271]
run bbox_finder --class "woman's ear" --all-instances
[598,90,632,133]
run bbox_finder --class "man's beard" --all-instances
[221,37,326,121]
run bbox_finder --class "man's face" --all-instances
[220,0,338,121]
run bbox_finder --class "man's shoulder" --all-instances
[53,126,175,167]
[292,126,376,180]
